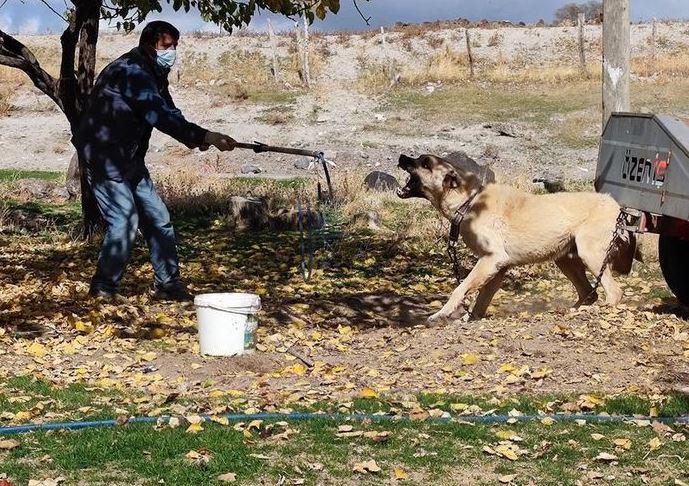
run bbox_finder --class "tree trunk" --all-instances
[1,0,103,237]
[74,0,103,237]
[301,15,311,88]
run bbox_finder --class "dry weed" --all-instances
[0,90,11,117]
[633,52,689,78]
[402,47,470,85]
[487,32,503,47]
[156,170,313,215]
[487,62,600,83]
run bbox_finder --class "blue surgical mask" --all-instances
[155,48,177,69]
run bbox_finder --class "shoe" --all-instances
[151,285,194,302]
[88,289,128,303]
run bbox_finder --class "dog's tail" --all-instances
[611,230,638,275]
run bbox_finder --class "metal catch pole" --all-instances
[233,141,336,200]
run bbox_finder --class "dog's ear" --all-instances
[443,170,460,189]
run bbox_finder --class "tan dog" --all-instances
[397,154,634,321]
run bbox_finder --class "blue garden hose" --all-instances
[0,412,687,436]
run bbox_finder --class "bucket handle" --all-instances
[196,304,261,315]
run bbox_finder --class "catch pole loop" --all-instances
[234,141,336,200]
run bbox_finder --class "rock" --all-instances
[532,178,565,193]
[484,122,519,138]
[271,208,324,231]
[13,178,69,202]
[294,159,312,170]
[351,211,388,232]
[240,164,262,175]
[50,185,70,200]
[3,209,50,233]
[228,196,269,231]
[363,171,400,191]
[444,152,496,184]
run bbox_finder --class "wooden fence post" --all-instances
[578,12,589,78]
[381,26,398,85]
[465,28,475,78]
[267,18,279,81]
[602,0,631,129]
[651,17,657,73]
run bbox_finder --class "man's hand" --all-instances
[204,131,236,152]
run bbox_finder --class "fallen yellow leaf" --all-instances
[393,468,408,480]
[649,437,662,451]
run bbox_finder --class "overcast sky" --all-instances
[1,0,688,34]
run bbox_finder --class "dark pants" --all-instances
[89,174,180,294]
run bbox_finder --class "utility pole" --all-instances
[602,0,631,129]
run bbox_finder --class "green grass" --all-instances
[388,81,598,127]
[385,78,689,151]
[248,89,300,105]
[0,169,62,182]
[0,200,81,231]
[2,413,689,485]
[0,376,133,421]
[231,176,311,189]
[1,379,688,485]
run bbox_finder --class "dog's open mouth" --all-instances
[397,154,420,199]
[397,181,412,198]
[397,172,420,199]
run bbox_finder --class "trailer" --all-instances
[596,113,689,305]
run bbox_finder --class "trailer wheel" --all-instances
[659,234,689,306]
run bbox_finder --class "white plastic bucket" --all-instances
[194,293,261,356]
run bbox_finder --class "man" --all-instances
[74,21,235,301]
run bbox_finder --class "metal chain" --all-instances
[447,241,463,285]
[577,210,628,307]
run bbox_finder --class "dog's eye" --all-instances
[421,160,430,170]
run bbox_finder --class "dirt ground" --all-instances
[1,219,687,418]
[1,21,689,420]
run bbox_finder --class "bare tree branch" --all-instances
[0,29,62,111]
[58,7,81,123]
[353,0,371,25]
[39,0,69,22]
[0,53,27,68]
[0,0,9,10]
